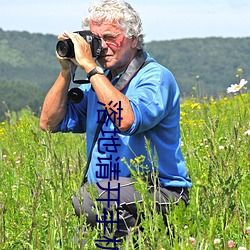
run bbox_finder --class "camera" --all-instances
[56,30,102,58]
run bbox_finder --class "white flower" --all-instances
[246,226,250,235]
[227,79,248,93]
[214,238,221,244]
[244,130,250,136]
[20,207,25,214]
[189,237,196,245]
[238,247,246,250]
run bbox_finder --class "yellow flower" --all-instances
[237,67,243,73]
[130,159,135,165]
[191,103,201,109]
[135,157,141,164]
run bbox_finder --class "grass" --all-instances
[0,92,249,249]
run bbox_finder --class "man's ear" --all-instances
[131,36,139,48]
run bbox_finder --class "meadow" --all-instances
[0,89,249,249]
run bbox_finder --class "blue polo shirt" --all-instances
[58,52,192,188]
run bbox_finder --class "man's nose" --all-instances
[101,38,108,49]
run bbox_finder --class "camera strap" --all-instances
[81,50,150,185]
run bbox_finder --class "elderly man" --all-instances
[40,0,192,245]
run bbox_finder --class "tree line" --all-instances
[0,28,249,120]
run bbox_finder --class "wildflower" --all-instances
[191,103,201,109]
[214,238,221,244]
[237,67,243,73]
[130,159,135,165]
[12,185,18,192]
[228,240,235,248]
[42,213,48,221]
[238,247,246,250]
[246,226,250,235]
[227,79,248,93]
[244,130,250,136]
[218,145,224,150]
[135,157,141,164]
[189,237,196,246]
[196,180,202,185]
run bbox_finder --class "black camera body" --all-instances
[56,30,102,58]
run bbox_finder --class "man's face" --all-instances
[89,20,138,73]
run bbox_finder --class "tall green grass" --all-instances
[0,93,249,249]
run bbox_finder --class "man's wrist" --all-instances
[60,68,71,79]
[87,66,104,80]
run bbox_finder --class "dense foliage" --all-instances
[0,92,249,249]
[145,37,250,97]
[0,29,59,87]
[0,80,46,120]
[0,29,60,120]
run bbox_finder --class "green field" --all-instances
[0,91,249,249]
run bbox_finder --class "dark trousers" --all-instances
[72,177,189,238]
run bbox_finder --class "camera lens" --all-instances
[68,88,84,103]
[56,39,74,58]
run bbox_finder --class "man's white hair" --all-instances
[82,0,145,49]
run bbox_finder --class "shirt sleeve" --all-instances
[123,63,180,135]
[57,85,90,133]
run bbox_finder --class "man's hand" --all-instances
[62,31,96,73]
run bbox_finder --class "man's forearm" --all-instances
[40,70,71,132]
